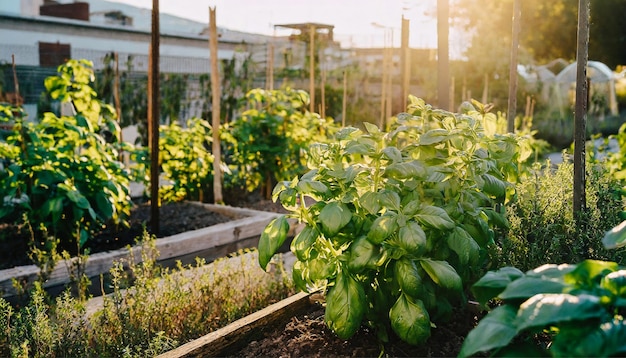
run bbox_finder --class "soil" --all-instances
[232,301,484,358]
[0,188,285,271]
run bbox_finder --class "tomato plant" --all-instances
[259,96,530,344]
[0,60,131,257]
[225,88,338,197]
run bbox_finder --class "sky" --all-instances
[105,0,442,49]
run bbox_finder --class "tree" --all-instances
[453,0,626,68]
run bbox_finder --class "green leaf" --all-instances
[419,259,462,291]
[397,221,427,254]
[499,277,567,301]
[258,215,290,270]
[552,318,626,357]
[446,226,480,266]
[290,225,319,261]
[367,213,398,244]
[389,294,431,346]
[419,129,449,145]
[382,146,402,163]
[565,259,619,287]
[384,161,426,179]
[601,270,626,296]
[603,220,626,249]
[471,267,524,307]
[297,180,328,195]
[360,191,380,215]
[516,293,606,331]
[481,173,507,198]
[66,190,90,209]
[348,235,378,272]
[395,259,424,298]
[458,305,519,358]
[319,202,352,236]
[378,190,401,211]
[483,207,509,229]
[416,205,455,230]
[325,271,366,339]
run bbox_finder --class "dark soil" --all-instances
[0,188,285,271]
[232,301,484,358]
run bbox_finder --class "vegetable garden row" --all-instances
[2,57,626,356]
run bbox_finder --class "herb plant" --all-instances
[460,259,626,357]
[259,97,530,344]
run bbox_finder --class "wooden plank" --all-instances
[158,291,313,358]
[0,204,285,299]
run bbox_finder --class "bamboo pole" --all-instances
[309,25,315,113]
[400,16,410,110]
[267,43,274,91]
[573,0,590,215]
[449,76,455,112]
[342,70,347,127]
[385,31,392,124]
[481,73,489,104]
[148,0,160,235]
[321,67,326,118]
[437,0,450,111]
[209,7,223,204]
[507,0,521,132]
[379,44,387,128]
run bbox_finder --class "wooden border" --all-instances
[158,291,313,358]
[0,203,286,299]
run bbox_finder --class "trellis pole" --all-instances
[507,0,521,132]
[437,0,449,111]
[209,7,223,204]
[148,0,160,235]
[574,0,590,215]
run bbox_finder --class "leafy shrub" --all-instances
[258,96,533,345]
[131,117,215,203]
[460,259,626,357]
[497,158,626,271]
[0,60,131,259]
[225,88,339,198]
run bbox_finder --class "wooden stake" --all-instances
[209,7,223,204]
[148,0,160,235]
[449,76,455,112]
[574,0,590,214]
[481,73,489,104]
[113,53,123,151]
[400,16,410,110]
[309,25,315,113]
[320,68,326,118]
[507,0,521,132]
[437,0,450,111]
[266,43,274,91]
[342,70,347,127]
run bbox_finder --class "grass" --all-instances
[0,231,295,357]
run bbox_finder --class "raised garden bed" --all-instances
[0,202,291,300]
[158,290,483,358]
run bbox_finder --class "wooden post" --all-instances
[449,76,455,112]
[309,25,315,113]
[113,52,124,162]
[379,44,386,128]
[481,73,489,104]
[385,30,393,124]
[342,70,347,127]
[437,0,450,111]
[400,16,410,110]
[209,7,223,204]
[148,0,160,235]
[507,0,521,132]
[267,43,274,91]
[574,0,590,215]
[321,67,326,118]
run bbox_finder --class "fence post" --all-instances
[574,0,590,215]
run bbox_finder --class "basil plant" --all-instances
[259,97,529,345]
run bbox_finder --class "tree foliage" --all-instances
[453,0,626,69]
